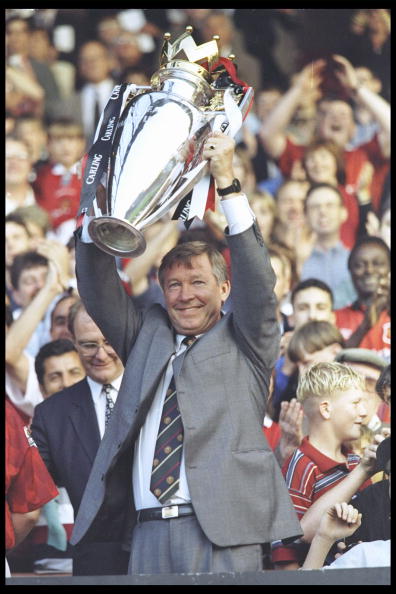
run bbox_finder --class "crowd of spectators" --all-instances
[5,8,390,579]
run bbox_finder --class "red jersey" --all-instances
[33,163,82,230]
[6,399,58,550]
[278,135,389,214]
[271,436,371,565]
[339,185,359,250]
[335,303,390,361]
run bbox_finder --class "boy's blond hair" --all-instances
[297,362,365,407]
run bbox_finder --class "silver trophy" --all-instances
[85,27,254,257]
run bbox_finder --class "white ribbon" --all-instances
[187,89,243,221]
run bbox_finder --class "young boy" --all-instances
[33,119,85,243]
[272,361,379,569]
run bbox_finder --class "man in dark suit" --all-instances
[71,131,302,574]
[48,40,116,145]
[31,301,126,575]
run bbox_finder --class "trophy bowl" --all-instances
[83,28,253,257]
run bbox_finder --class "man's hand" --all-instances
[355,161,374,206]
[316,502,362,543]
[293,59,325,99]
[332,54,359,94]
[278,398,304,463]
[359,433,385,476]
[36,239,70,291]
[202,132,237,194]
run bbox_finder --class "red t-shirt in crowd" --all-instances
[6,399,58,550]
[271,436,371,565]
[335,303,390,361]
[33,163,82,230]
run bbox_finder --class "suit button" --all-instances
[117,442,122,449]
[101,474,105,481]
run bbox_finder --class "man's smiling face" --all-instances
[163,254,230,336]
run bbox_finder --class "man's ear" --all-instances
[319,399,331,420]
[220,280,231,305]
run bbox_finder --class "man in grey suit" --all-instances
[71,131,301,574]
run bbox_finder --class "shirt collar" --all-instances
[174,333,202,353]
[312,241,346,255]
[87,373,123,404]
[51,163,69,176]
[300,436,357,472]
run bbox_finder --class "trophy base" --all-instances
[88,217,147,257]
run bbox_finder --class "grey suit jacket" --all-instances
[71,222,301,549]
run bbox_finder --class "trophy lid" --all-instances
[160,26,219,77]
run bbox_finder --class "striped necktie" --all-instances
[150,336,196,503]
[103,384,114,427]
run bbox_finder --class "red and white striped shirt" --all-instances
[271,436,371,565]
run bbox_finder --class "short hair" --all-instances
[288,320,344,364]
[14,114,47,133]
[348,236,391,270]
[9,251,48,290]
[158,241,228,288]
[47,118,84,139]
[6,212,31,236]
[6,15,32,32]
[13,205,51,236]
[275,179,309,201]
[297,361,365,405]
[304,183,344,212]
[50,293,79,327]
[291,278,334,308]
[248,189,276,215]
[35,339,77,385]
[67,299,87,337]
[375,364,391,402]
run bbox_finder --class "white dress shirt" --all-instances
[87,374,123,439]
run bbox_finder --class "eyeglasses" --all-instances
[77,340,115,357]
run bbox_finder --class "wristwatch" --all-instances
[217,178,242,196]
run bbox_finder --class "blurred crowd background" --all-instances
[5,8,390,577]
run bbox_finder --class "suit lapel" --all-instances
[69,379,101,463]
[139,324,174,408]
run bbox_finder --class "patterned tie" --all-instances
[150,336,196,503]
[103,384,114,427]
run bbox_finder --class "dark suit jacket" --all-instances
[31,378,129,575]
[71,222,302,555]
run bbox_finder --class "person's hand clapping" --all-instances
[36,239,70,292]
